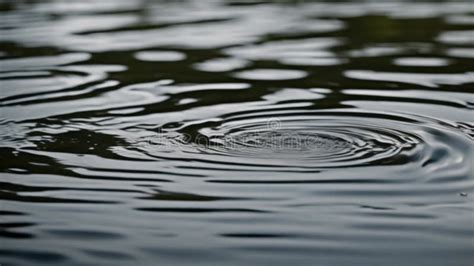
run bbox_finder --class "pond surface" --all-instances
[1,1,473,265]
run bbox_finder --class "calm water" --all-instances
[1,0,473,265]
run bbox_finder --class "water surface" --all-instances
[1,0,473,265]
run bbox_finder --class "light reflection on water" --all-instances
[1,0,473,265]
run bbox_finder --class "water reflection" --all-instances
[1,0,473,265]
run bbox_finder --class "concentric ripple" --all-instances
[139,109,470,174]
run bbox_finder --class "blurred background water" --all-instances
[0,0,473,265]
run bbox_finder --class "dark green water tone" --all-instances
[1,0,473,265]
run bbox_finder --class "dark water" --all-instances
[1,0,473,265]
